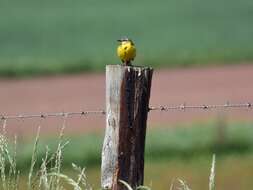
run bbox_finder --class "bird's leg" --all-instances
[125,60,132,66]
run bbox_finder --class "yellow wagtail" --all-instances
[117,37,136,66]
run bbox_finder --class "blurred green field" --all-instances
[14,120,253,190]
[2,121,253,189]
[1,0,253,77]
[15,121,253,172]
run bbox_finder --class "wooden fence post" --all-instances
[101,65,153,190]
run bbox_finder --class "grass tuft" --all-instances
[0,122,92,190]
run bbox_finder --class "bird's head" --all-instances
[117,37,134,45]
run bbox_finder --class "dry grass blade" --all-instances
[72,163,91,189]
[48,173,82,190]
[50,118,67,190]
[28,126,40,190]
[1,119,7,136]
[177,179,191,190]
[119,180,151,190]
[0,119,8,190]
[209,154,216,190]
[0,120,20,190]
[0,133,7,190]
[169,178,175,190]
[118,180,134,190]
[137,185,151,190]
[38,147,50,190]
[7,135,19,190]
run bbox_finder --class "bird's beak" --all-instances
[117,39,122,42]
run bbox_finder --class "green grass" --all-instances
[75,155,253,190]
[22,154,251,190]
[13,121,253,172]
[2,122,253,189]
[0,126,92,190]
[1,0,253,77]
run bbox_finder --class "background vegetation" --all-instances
[3,121,253,189]
[14,121,253,171]
[1,0,253,77]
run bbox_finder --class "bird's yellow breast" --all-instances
[117,41,136,63]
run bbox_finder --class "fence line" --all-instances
[0,102,252,121]
[149,102,252,111]
[0,110,106,120]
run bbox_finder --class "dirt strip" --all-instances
[0,64,253,136]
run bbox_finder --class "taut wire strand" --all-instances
[149,102,252,111]
[0,102,252,121]
[0,110,106,120]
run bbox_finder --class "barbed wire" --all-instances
[0,110,105,121]
[149,102,252,111]
[0,102,252,121]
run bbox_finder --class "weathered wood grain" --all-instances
[102,65,153,190]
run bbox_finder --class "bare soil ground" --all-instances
[0,64,253,136]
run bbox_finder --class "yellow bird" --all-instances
[117,37,136,66]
